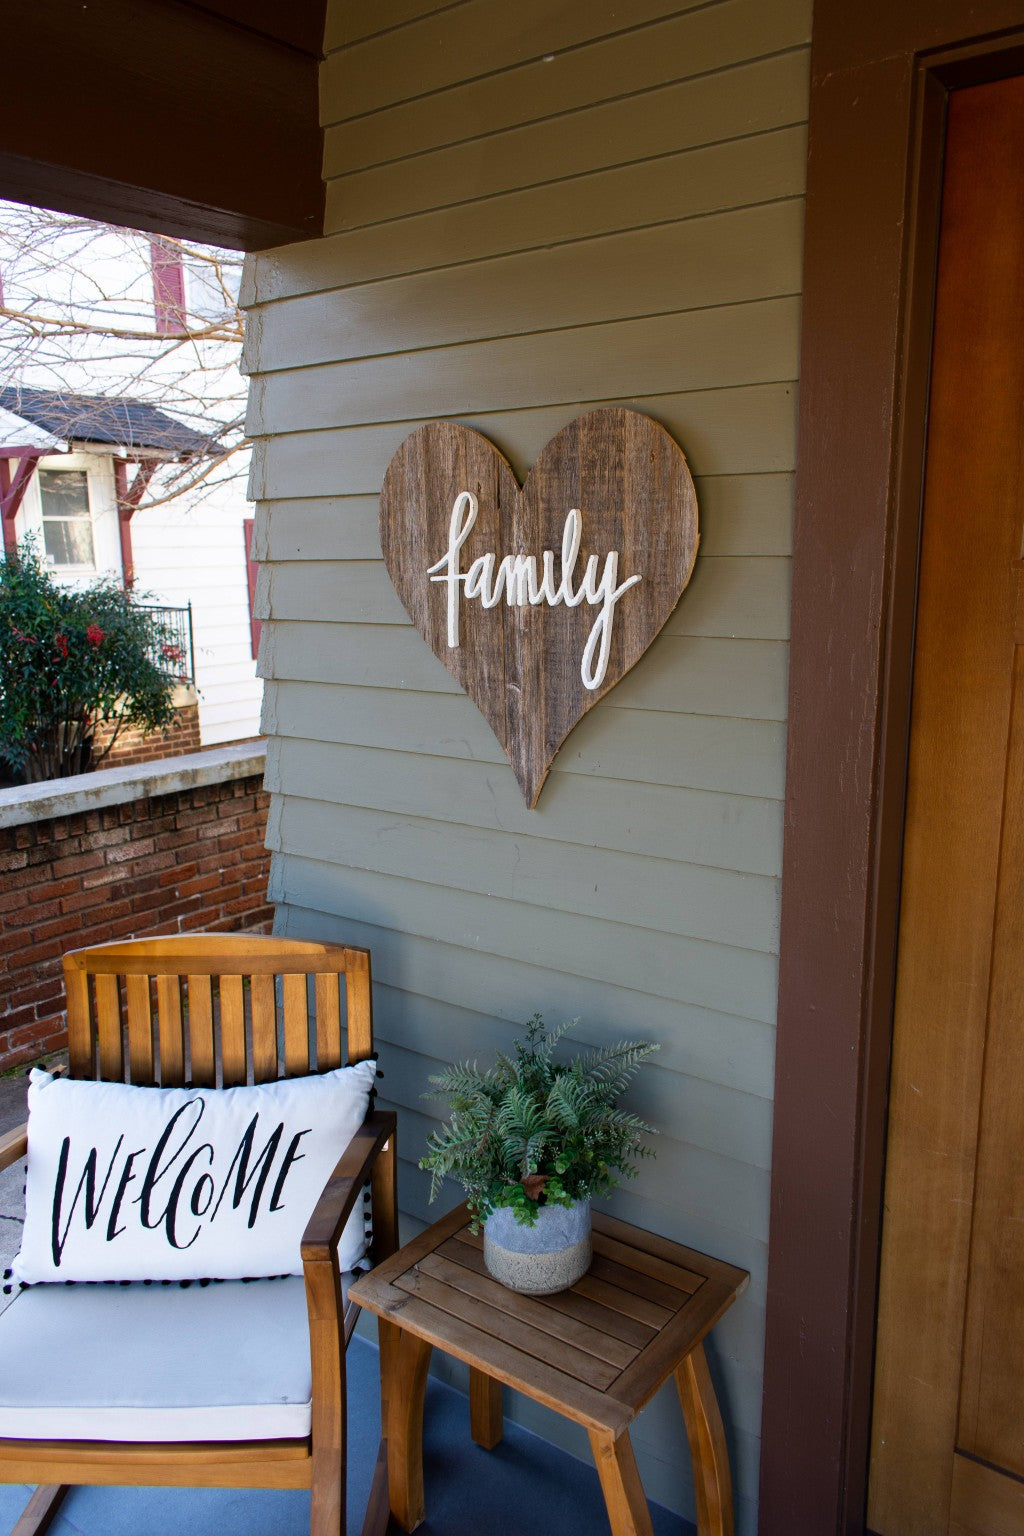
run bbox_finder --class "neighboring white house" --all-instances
[0,216,262,745]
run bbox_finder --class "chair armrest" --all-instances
[0,1123,27,1172]
[301,1109,397,1264]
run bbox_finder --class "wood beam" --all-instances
[0,455,41,555]
[0,0,326,251]
[761,5,1024,1533]
[114,459,159,587]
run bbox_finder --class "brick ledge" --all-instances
[0,740,267,830]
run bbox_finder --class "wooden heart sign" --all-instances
[380,406,699,807]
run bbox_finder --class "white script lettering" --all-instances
[426,491,642,690]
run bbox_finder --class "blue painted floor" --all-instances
[0,1335,696,1536]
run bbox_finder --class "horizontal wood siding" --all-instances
[243,2,809,1529]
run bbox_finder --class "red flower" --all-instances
[86,624,105,647]
[160,643,184,663]
[54,633,69,658]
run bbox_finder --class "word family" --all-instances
[427,491,643,690]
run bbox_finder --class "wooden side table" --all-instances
[348,1203,748,1536]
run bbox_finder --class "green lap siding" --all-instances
[244,2,809,1528]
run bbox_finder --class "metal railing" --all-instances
[134,601,195,684]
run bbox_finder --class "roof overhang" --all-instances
[0,407,65,454]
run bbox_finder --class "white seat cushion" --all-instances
[0,1274,352,1442]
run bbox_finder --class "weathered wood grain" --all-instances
[380,409,699,804]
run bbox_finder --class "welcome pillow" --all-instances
[13,1061,378,1284]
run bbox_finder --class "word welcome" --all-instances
[50,1098,311,1265]
[427,492,643,690]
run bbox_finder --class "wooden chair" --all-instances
[0,933,398,1536]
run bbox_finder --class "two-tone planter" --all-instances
[482,1199,592,1294]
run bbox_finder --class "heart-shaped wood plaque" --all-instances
[380,406,698,807]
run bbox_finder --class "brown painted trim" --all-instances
[0,154,316,253]
[761,6,1024,1534]
[0,0,325,250]
[0,456,42,555]
[113,460,160,588]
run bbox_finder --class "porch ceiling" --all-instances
[0,0,329,250]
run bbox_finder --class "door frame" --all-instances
[760,4,1024,1533]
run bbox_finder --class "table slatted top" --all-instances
[349,1204,748,1436]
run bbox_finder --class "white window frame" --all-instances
[37,465,97,572]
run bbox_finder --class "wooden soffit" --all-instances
[0,0,328,250]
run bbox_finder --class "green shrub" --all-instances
[0,542,179,781]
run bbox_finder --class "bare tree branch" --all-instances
[0,201,249,512]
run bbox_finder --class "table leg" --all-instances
[378,1318,432,1533]
[587,1428,655,1536]
[674,1342,734,1536]
[469,1367,503,1449]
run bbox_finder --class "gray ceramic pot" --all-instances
[483,1198,592,1294]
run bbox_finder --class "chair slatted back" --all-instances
[63,934,373,1085]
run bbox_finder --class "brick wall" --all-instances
[93,700,202,770]
[0,771,272,1071]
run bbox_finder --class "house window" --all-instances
[38,469,95,568]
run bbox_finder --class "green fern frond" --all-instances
[577,1040,659,1096]
[419,1013,659,1220]
[424,1060,501,1103]
[545,1073,592,1131]
[533,1017,578,1062]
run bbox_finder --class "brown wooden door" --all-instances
[868,75,1024,1536]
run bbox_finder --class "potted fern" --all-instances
[420,1016,658,1294]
